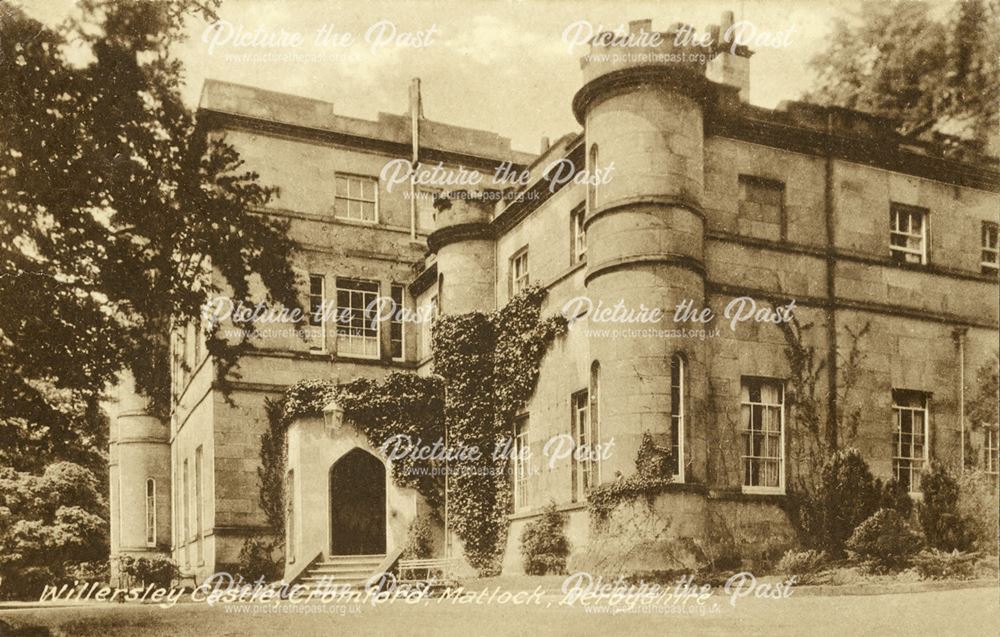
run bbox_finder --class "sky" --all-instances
[16,0,868,154]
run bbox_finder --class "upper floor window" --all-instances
[145,478,156,547]
[587,144,599,213]
[390,283,405,361]
[738,175,784,240]
[308,274,326,352]
[740,377,784,493]
[571,389,597,501]
[336,277,380,358]
[890,203,927,265]
[892,389,929,493]
[511,248,529,296]
[571,205,587,265]
[670,355,686,482]
[984,428,997,476]
[335,174,378,223]
[513,415,530,511]
[981,221,999,275]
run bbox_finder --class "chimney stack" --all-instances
[706,10,752,102]
[540,136,550,153]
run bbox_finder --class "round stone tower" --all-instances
[109,372,171,579]
[573,20,711,482]
[427,190,497,315]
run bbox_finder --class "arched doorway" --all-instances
[329,448,386,555]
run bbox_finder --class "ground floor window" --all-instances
[740,377,784,493]
[985,428,998,476]
[670,355,685,482]
[145,478,156,547]
[513,415,530,511]
[571,389,596,501]
[893,389,929,493]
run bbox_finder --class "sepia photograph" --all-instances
[0,0,998,635]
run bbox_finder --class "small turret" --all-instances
[427,190,497,315]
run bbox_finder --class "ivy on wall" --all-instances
[255,286,564,576]
[587,432,674,521]
[257,373,446,541]
[432,285,566,575]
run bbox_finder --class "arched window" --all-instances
[670,355,686,482]
[145,478,156,547]
[587,144,600,213]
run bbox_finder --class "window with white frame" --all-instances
[510,248,529,296]
[985,428,998,476]
[670,355,686,482]
[513,415,530,510]
[740,378,784,492]
[571,389,596,501]
[335,174,378,223]
[893,389,929,493]
[390,283,405,361]
[335,278,380,358]
[890,204,927,264]
[308,274,325,351]
[145,478,156,547]
[571,205,586,264]
[982,221,999,275]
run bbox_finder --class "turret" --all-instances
[427,190,497,315]
[574,19,712,482]
[109,372,171,580]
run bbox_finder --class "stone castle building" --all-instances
[109,15,1000,582]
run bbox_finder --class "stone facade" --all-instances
[109,16,1000,580]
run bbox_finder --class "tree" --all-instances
[806,0,1000,155]
[0,0,299,467]
[0,462,108,599]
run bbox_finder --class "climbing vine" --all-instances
[587,432,674,521]
[254,286,564,576]
[432,285,566,574]
[257,373,445,541]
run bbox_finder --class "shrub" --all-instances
[236,538,282,583]
[403,512,440,560]
[116,555,179,588]
[800,449,881,557]
[956,470,999,554]
[66,560,109,585]
[520,503,570,575]
[878,477,913,519]
[775,549,827,584]
[846,508,922,574]
[918,463,974,552]
[911,549,979,580]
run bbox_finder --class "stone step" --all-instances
[306,564,378,577]
[298,577,369,587]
